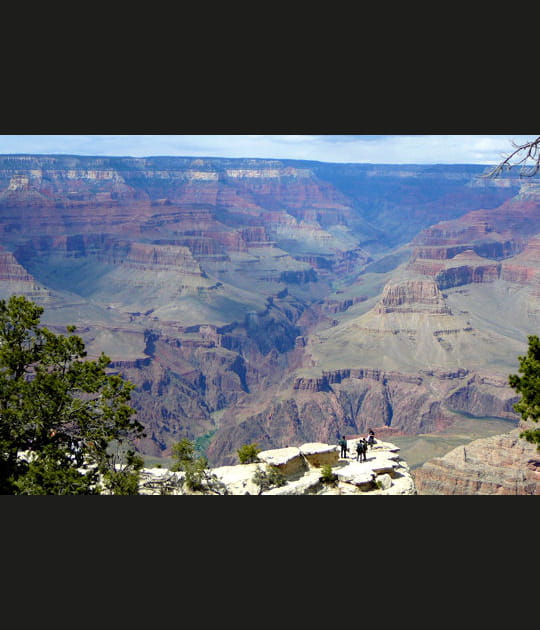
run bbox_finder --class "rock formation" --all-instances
[138,438,416,495]
[0,246,51,303]
[377,279,452,315]
[407,185,540,294]
[414,423,540,495]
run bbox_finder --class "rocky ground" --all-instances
[137,438,417,496]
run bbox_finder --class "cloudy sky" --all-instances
[0,134,535,165]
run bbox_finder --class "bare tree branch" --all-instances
[483,136,540,177]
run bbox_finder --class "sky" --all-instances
[0,134,536,165]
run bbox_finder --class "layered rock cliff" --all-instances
[407,185,540,293]
[0,245,51,303]
[414,424,540,494]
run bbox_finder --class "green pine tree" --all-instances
[0,295,145,494]
[509,334,540,450]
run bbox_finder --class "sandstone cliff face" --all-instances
[414,427,540,495]
[408,189,540,293]
[0,246,33,281]
[0,246,51,303]
[377,279,451,315]
[500,235,540,289]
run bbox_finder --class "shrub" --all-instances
[320,464,337,485]
[170,438,196,471]
[237,442,261,464]
[170,438,228,494]
[252,465,287,494]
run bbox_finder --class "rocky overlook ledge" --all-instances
[137,439,417,495]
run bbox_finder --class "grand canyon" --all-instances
[0,154,538,482]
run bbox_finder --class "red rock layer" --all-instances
[406,192,540,290]
[500,235,540,285]
[414,427,540,495]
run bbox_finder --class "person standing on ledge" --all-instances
[356,438,367,462]
[339,435,348,458]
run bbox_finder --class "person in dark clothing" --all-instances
[339,435,348,458]
[355,439,367,462]
[367,429,375,449]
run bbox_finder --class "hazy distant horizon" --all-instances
[0,134,535,166]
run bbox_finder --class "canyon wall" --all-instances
[0,155,536,470]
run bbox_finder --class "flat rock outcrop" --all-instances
[414,427,540,494]
[138,439,416,495]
